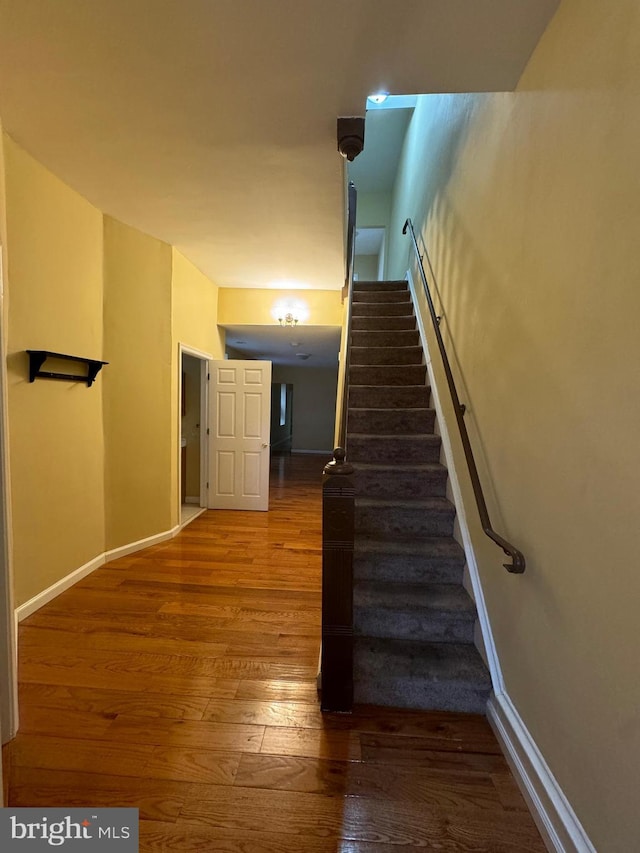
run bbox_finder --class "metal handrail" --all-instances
[336,181,357,452]
[403,218,525,573]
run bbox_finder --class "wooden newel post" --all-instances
[321,447,355,712]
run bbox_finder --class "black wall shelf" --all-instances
[27,351,108,387]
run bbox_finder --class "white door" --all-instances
[208,360,272,511]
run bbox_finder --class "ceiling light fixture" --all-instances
[367,92,389,105]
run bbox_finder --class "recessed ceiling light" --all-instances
[289,341,301,347]
[296,353,311,360]
[367,92,389,105]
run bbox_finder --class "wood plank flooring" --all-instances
[3,453,545,851]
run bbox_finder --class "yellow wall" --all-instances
[171,249,223,523]
[3,136,105,606]
[103,217,173,550]
[172,250,223,358]
[1,141,223,605]
[218,288,342,326]
[334,298,349,448]
[386,1,640,848]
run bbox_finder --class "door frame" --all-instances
[0,251,18,751]
[178,344,212,517]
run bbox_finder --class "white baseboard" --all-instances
[16,524,181,622]
[488,692,595,853]
[184,496,200,505]
[178,508,206,531]
[104,525,180,562]
[16,553,106,622]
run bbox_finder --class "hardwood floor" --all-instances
[4,453,545,851]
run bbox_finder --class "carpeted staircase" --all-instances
[348,279,492,713]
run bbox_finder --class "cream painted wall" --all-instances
[354,255,378,281]
[356,191,391,231]
[4,136,106,607]
[386,2,640,848]
[103,217,173,550]
[271,365,337,453]
[356,191,391,279]
[171,249,223,525]
[218,288,342,326]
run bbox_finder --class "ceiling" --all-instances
[0,0,559,294]
[224,325,341,368]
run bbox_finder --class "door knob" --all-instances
[261,443,269,448]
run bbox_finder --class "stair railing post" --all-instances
[321,447,354,712]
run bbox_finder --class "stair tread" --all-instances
[351,345,422,351]
[354,581,476,614]
[355,535,463,557]
[357,496,453,510]
[354,461,445,472]
[349,410,435,414]
[354,636,491,682]
[349,433,439,439]
[350,385,429,390]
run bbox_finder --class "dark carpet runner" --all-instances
[348,280,491,712]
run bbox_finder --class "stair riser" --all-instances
[354,281,408,292]
[354,554,463,585]
[350,365,426,386]
[348,409,435,435]
[348,436,441,465]
[352,316,416,332]
[355,505,455,537]
[349,386,430,409]
[353,291,411,304]
[353,467,446,499]
[352,330,419,348]
[353,677,489,714]
[351,347,423,366]
[352,302,415,317]
[353,608,475,644]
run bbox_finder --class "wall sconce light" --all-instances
[278,312,299,327]
[272,298,309,325]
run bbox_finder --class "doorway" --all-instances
[270,382,293,455]
[179,346,210,528]
[354,226,386,281]
[207,359,272,512]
